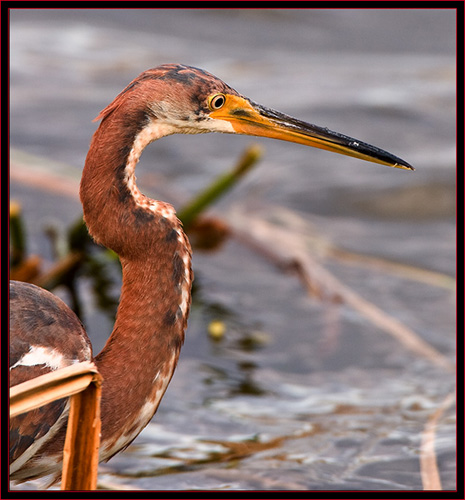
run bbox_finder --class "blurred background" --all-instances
[10,8,456,491]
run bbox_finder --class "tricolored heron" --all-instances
[9,64,413,484]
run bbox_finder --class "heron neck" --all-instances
[80,112,192,453]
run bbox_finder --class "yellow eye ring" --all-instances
[209,93,226,111]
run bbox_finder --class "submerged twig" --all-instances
[330,247,455,291]
[420,392,455,490]
[228,206,455,373]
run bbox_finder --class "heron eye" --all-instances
[209,94,226,111]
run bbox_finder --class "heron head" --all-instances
[98,64,413,170]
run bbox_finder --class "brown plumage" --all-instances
[9,63,412,485]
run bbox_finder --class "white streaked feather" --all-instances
[10,346,73,371]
